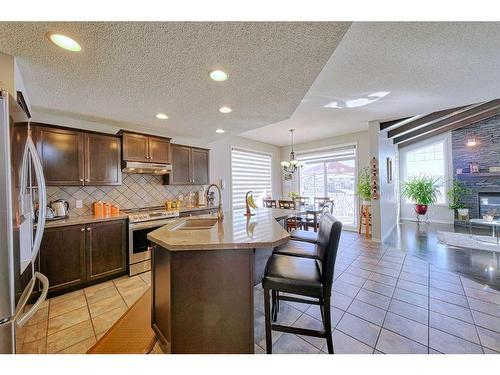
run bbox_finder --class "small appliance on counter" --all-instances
[50,199,69,217]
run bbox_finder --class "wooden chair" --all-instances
[293,196,309,207]
[278,200,302,232]
[314,197,330,208]
[263,199,277,208]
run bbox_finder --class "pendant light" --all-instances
[280,129,304,174]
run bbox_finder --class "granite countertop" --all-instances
[147,208,293,251]
[43,213,128,228]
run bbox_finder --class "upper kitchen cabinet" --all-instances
[164,144,209,185]
[119,131,171,164]
[32,123,122,186]
[33,125,85,185]
[84,133,122,185]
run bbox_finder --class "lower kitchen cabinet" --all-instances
[39,225,87,294]
[39,219,127,295]
[87,220,127,280]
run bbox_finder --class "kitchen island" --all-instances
[147,208,292,354]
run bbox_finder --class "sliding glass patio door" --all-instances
[298,146,357,228]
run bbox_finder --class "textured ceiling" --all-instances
[0,22,350,140]
[242,22,500,146]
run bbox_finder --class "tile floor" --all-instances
[16,272,150,354]
[17,231,500,354]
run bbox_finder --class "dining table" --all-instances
[273,202,325,232]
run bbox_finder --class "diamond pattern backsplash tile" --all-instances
[46,174,206,217]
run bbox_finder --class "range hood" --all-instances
[122,161,172,175]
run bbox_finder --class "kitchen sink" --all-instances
[173,218,219,231]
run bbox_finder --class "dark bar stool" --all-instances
[262,213,342,354]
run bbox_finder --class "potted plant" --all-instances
[356,167,372,205]
[288,191,300,200]
[401,175,441,215]
[447,180,471,217]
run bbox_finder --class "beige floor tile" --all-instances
[49,294,87,318]
[47,306,91,335]
[150,341,164,354]
[84,280,115,294]
[139,272,151,285]
[96,331,106,340]
[88,293,127,318]
[85,283,120,305]
[47,320,95,353]
[50,289,84,305]
[26,306,49,326]
[92,305,127,334]
[114,275,147,292]
[58,336,97,354]
[20,337,47,354]
[23,320,48,344]
[120,285,148,307]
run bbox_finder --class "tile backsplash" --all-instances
[46,173,206,217]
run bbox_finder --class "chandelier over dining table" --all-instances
[280,128,304,174]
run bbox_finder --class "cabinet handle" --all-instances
[81,228,85,232]
[79,178,84,182]
[86,227,91,231]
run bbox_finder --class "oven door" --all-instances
[128,218,175,275]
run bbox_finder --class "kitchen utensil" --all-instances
[50,199,69,217]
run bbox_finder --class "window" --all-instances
[231,148,272,209]
[298,145,357,227]
[402,140,446,204]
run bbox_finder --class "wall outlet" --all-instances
[75,200,83,209]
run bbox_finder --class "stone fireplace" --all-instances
[451,114,500,221]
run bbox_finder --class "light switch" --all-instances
[75,200,83,209]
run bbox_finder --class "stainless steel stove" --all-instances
[127,207,180,276]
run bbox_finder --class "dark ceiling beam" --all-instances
[379,116,413,132]
[394,99,500,145]
[387,104,472,138]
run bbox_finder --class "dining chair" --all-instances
[314,197,330,207]
[278,200,302,231]
[262,212,342,354]
[263,199,277,208]
[293,196,309,207]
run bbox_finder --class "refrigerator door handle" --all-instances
[28,135,46,261]
[14,272,49,328]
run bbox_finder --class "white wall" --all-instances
[369,121,399,242]
[0,52,15,94]
[399,132,454,224]
[208,136,283,210]
[280,130,370,197]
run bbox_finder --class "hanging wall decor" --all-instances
[370,157,379,200]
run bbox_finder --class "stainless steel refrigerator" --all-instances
[0,91,49,354]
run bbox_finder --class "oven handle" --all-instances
[129,218,177,231]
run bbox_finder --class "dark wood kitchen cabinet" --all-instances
[86,220,127,280]
[39,225,86,293]
[165,144,209,185]
[32,123,122,186]
[33,126,85,185]
[39,219,127,296]
[84,133,122,185]
[119,131,171,163]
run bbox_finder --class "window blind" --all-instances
[297,145,356,164]
[231,148,272,209]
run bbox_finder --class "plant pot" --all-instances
[457,208,469,216]
[414,204,428,215]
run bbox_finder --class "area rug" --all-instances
[437,231,500,252]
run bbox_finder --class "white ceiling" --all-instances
[242,22,500,146]
[0,22,350,140]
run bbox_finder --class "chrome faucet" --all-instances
[206,184,224,221]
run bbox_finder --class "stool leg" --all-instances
[271,290,278,322]
[263,288,273,354]
[323,295,334,354]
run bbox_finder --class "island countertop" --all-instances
[147,208,293,251]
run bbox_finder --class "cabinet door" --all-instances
[148,137,171,163]
[170,145,192,184]
[87,220,127,280]
[34,126,84,185]
[191,148,209,185]
[85,133,122,185]
[39,225,86,293]
[122,133,149,162]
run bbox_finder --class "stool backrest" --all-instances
[316,212,342,293]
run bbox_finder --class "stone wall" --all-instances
[451,114,500,219]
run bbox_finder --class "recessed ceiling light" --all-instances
[216,129,225,133]
[219,106,232,114]
[209,70,228,82]
[48,33,82,52]
[155,113,169,120]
